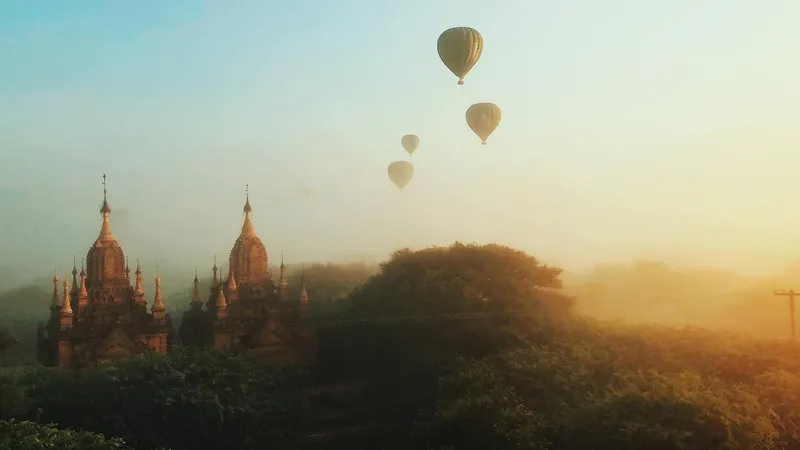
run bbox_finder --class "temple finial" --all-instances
[243,184,252,214]
[99,173,112,218]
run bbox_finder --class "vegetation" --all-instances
[0,328,16,356]
[1,243,800,449]
[0,419,131,450]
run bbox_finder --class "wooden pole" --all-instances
[774,289,797,339]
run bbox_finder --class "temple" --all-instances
[179,186,315,363]
[37,175,175,370]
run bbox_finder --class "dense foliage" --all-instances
[0,328,16,356]
[0,419,131,450]
[2,243,800,449]
[0,349,308,450]
[419,322,797,450]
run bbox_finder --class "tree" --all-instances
[14,349,309,450]
[312,244,573,447]
[0,420,130,450]
[346,242,572,319]
[0,328,17,356]
[422,346,782,450]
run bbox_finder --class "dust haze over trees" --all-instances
[2,243,800,449]
[565,259,800,338]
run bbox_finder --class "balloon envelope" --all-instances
[388,161,414,190]
[437,27,483,85]
[465,103,502,145]
[401,134,420,156]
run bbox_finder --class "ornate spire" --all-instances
[211,255,219,287]
[51,272,60,308]
[215,282,227,313]
[152,274,165,312]
[244,184,252,213]
[241,185,256,238]
[61,276,73,316]
[191,267,201,303]
[77,262,88,303]
[226,265,238,303]
[134,259,144,296]
[227,265,237,292]
[70,257,79,297]
[124,257,131,280]
[98,174,114,241]
[278,251,288,289]
[299,267,308,306]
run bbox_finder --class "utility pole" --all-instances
[774,289,797,340]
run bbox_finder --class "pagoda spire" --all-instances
[278,251,288,289]
[211,255,219,288]
[134,259,145,304]
[50,272,60,310]
[191,267,201,304]
[215,281,227,319]
[227,265,238,303]
[152,271,166,319]
[241,184,256,237]
[70,257,79,298]
[97,174,115,241]
[299,266,309,307]
[77,259,88,311]
[60,276,73,316]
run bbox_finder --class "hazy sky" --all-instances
[2,0,800,280]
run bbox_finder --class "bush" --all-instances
[0,419,130,450]
[10,349,308,450]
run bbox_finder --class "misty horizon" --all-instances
[2,1,800,285]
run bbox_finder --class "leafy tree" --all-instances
[328,243,575,382]
[0,419,130,450]
[14,349,308,450]
[423,346,783,450]
[0,328,17,357]
[314,243,574,447]
[562,370,780,450]
[346,242,571,319]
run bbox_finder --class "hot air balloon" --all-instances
[437,27,483,85]
[465,103,501,145]
[401,134,420,156]
[388,161,414,190]
[436,27,483,84]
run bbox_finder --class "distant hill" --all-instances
[0,265,39,292]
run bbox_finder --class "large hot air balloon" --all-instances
[465,103,501,145]
[401,134,420,156]
[437,27,483,85]
[388,161,414,190]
